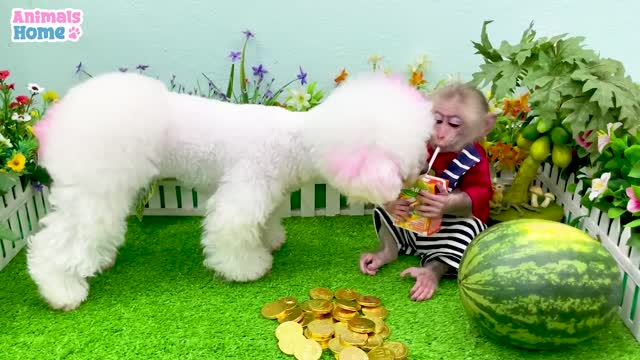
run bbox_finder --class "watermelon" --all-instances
[458,219,622,350]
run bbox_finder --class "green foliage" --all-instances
[471,20,640,152]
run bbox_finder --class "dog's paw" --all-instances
[37,272,89,311]
[263,224,286,252]
[204,246,272,282]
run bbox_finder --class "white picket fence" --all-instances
[0,166,638,342]
[0,181,51,270]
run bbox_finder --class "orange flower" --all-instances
[410,71,426,87]
[334,68,348,86]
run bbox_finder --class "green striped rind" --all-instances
[458,219,622,349]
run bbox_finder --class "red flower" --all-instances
[7,83,14,90]
[0,70,9,81]
[9,102,19,109]
[15,95,30,105]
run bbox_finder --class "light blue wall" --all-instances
[2,0,639,98]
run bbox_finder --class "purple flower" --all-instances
[31,181,43,192]
[228,51,241,62]
[265,90,273,98]
[136,64,149,71]
[252,64,268,79]
[119,67,128,72]
[242,30,254,39]
[75,62,83,74]
[297,66,307,85]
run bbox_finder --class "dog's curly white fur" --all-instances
[27,71,434,310]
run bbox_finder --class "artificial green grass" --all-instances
[1,216,639,359]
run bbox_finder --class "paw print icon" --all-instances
[67,26,82,41]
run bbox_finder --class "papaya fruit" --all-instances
[521,123,540,141]
[530,136,551,161]
[516,134,533,150]
[550,127,570,145]
[552,145,573,168]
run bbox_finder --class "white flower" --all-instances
[0,133,12,148]
[597,122,623,153]
[11,113,31,122]
[285,88,311,111]
[368,53,384,65]
[27,83,44,95]
[409,54,430,73]
[577,165,599,180]
[588,172,611,201]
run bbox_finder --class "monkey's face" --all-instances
[429,98,482,153]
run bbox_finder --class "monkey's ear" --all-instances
[482,112,498,137]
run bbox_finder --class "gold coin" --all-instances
[279,296,298,309]
[299,300,313,313]
[294,338,323,360]
[261,300,287,319]
[357,295,381,307]
[328,337,345,354]
[335,288,359,301]
[338,346,368,360]
[299,312,315,327]
[383,341,408,359]
[333,322,350,339]
[335,298,361,312]
[332,307,358,322]
[279,307,304,324]
[276,321,304,340]
[307,319,335,339]
[378,324,391,339]
[308,299,333,314]
[309,287,334,301]
[347,317,375,334]
[367,346,395,360]
[339,329,368,346]
[278,334,307,355]
[361,316,384,334]
[361,305,388,319]
[363,333,384,350]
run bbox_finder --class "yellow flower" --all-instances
[42,90,59,103]
[30,110,38,117]
[27,125,34,135]
[7,153,26,172]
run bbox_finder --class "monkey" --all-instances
[359,82,497,301]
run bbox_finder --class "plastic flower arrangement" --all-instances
[570,122,640,246]
[334,53,442,92]
[0,70,53,194]
[75,30,324,114]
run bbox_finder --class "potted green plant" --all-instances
[0,70,54,241]
[470,20,640,222]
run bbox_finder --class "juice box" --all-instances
[392,174,449,236]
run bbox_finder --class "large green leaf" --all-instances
[556,36,598,63]
[583,79,616,114]
[0,173,19,195]
[493,62,522,99]
[560,96,599,131]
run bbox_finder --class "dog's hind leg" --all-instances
[26,182,136,311]
[201,165,285,282]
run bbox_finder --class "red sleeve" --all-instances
[457,143,493,223]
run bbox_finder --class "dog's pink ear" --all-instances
[325,145,403,205]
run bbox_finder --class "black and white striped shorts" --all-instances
[373,206,487,272]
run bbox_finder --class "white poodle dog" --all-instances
[27,71,434,311]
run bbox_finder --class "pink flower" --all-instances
[627,187,640,213]
[576,130,593,150]
[0,70,9,81]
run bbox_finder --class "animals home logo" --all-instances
[11,8,84,43]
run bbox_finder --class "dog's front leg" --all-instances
[201,171,283,282]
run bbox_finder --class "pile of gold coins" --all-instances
[261,287,408,360]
